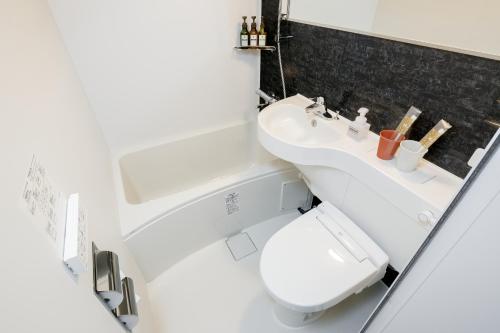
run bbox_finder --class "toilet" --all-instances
[260,201,389,327]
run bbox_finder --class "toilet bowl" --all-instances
[260,201,389,327]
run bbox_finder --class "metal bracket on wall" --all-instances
[234,46,276,52]
[275,35,294,43]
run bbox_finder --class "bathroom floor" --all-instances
[148,212,388,333]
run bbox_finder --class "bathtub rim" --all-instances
[117,160,294,238]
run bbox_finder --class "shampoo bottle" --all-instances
[348,108,371,140]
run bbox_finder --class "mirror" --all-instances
[288,0,500,60]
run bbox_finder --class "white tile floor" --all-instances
[148,212,388,333]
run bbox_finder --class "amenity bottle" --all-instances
[258,16,267,46]
[250,16,258,47]
[348,108,371,140]
[240,16,249,47]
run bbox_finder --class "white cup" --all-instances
[395,140,428,172]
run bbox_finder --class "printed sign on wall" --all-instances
[22,155,61,244]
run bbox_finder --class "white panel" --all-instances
[63,193,88,275]
[280,179,311,211]
[382,191,500,332]
[296,165,351,207]
[341,178,428,271]
[126,170,307,281]
[365,140,500,333]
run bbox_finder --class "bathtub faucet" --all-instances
[256,89,278,109]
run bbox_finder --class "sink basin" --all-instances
[259,103,341,146]
[258,94,365,162]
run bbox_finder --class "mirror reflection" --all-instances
[289,0,500,59]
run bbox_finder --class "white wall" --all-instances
[365,136,500,332]
[48,0,261,152]
[0,1,156,332]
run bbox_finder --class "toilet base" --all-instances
[273,303,325,328]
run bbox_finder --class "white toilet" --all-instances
[260,201,389,327]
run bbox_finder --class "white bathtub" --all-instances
[114,122,311,281]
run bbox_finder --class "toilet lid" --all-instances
[260,209,379,313]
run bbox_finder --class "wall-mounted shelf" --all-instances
[234,46,276,52]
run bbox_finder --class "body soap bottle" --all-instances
[258,16,267,46]
[348,108,371,140]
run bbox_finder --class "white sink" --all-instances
[259,103,341,146]
[257,94,462,216]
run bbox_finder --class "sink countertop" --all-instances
[258,94,464,215]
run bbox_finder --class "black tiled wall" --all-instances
[260,0,500,178]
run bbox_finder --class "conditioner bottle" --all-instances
[250,16,258,47]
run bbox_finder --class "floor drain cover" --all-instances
[225,232,257,261]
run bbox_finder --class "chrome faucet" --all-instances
[305,97,333,120]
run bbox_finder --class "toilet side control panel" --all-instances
[317,214,368,262]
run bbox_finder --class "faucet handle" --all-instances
[307,96,324,104]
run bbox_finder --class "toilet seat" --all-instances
[260,201,389,314]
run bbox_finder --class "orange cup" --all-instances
[377,130,405,160]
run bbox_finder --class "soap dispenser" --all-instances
[348,107,371,140]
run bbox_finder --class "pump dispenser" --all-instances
[348,107,371,140]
